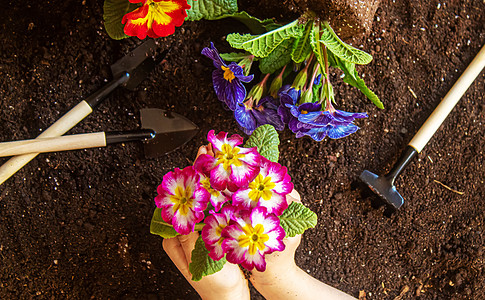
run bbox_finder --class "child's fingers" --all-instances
[206,143,214,156]
[196,145,208,159]
[177,231,200,264]
[195,144,214,162]
[286,188,301,204]
[163,237,190,277]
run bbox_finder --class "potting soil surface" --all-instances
[0,0,484,299]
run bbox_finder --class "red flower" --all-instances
[122,0,191,39]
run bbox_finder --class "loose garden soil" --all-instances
[0,0,484,299]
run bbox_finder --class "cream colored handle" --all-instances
[409,45,485,152]
[0,132,106,157]
[0,100,93,184]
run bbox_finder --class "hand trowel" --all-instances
[0,109,199,158]
[0,40,167,185]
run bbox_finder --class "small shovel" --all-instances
[0,40,166,185]
[0,109,199,158]
[360,45,485,210]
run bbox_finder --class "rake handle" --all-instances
[409,45,485,152]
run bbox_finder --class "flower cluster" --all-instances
[279,85,368,141]
[155,130,293,271]
[202,43,284,135]
[202,43,369,140]
[122,0,191,39]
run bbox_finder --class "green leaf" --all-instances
[226,11,277,34]
[259,38,293,74]
[279,202,317,238]
[320,22,372,65]
[150,208,179,238]
[220,52,252,62]
[310,22,325,74]
[189,236,227,281]
[244,125,280,162]
[227,20,305,58]
[328,52,383,109]
[291,21,313,64]
[186,0,238,21]
[103,0,141,40]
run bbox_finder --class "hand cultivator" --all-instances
[360,45,485,210]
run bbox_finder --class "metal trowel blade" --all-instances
[140,108,199,157]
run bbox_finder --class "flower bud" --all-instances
[292,68,308,91]
[268,67,286,99]
[300,89,313,104]
[238,55,255,76]
[247,83,264,104]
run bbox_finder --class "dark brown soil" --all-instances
[1,0,484,299]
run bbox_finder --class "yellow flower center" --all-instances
[221,65,236,83]
[248,174,276,202]
[215,144,245,171]
[215,225,226,245]
[170,185,194,216]
[200,177,220,198]
[132,0,181,27]
[238,224,269,255]
[301,110,308,114]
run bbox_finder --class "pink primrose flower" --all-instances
[221,207,285,271]
[200,206,236,260]
[194,130,261,192]
[154,166,209,235]
[232,160,293,215]
[198,172,232,212]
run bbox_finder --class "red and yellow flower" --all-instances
[122,0,191,39]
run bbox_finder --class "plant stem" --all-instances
[323,44,329,82]
[305,63,320,92]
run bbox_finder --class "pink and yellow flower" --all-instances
[201,206,235,260]
[232,160,293,215]
[194,130,261,192]
[222,207,285,271]
[199,173,232,212]
[122,0,191,39]
[155,166,209,235]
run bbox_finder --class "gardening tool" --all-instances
[0,40,167,185]
[360,45,485,210]
[0,109,199,158]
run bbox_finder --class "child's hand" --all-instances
[162,144,249,300]
[249,189,303,286]
[163,231,249,300]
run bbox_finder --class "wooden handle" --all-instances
[0,100,93,184]
[409,45,485,152]
[0,132,106,157]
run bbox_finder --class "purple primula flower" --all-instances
[201,205,236,260]
[235,96,285,135]
[201,42,254,111]
[277,85,299,124]
[301,109,368,126]
[233,159,292,216]
[222,207,286,271]
[277,87,368,141]
[301,123,361,141]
